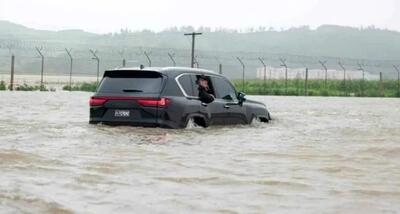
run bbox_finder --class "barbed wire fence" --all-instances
[0,41,399,96]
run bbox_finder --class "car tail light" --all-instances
[89,96,170,107]
[137,97,170,107]
[90,96,107,106]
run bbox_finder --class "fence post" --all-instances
[319,60,328,91]
[118,50,126,67]
[358,63,365,96]
[236,57,245,92]
[144,51,152,67]
[398,69,400,97]
[296,72,300,96]
[379,72,384,97]
[394,65,400,97]
[89,49,100,85]
[10,55,15,91]
[338,61,346,96]
[35,47,45,91]
[258,57,267,94]
[279,58,288,94]
[214,57,222,74]
[398,68,400,97]
[305,68,308,96]
[168,53,176,66]
[194,56,200,68]
[65,48,73,91]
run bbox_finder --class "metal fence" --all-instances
[0,45,399,96]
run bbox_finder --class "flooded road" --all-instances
[0,92,399,213]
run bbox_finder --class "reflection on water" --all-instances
[0,92,400,213]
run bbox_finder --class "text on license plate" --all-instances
[114,110,130,117]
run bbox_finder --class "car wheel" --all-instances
[185,116,207,129]
[185,117,197,129]
[250,115,263,126]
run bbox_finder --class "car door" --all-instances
[205,98,231,125]
[212,76,247,125]
[190,74,228,125]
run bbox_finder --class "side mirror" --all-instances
[222,94,233,101]
[237,92,246,105]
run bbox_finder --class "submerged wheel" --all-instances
[185,117,198,129]
[185,116,207,129]
[250,115,262,125]
[250,115,269,125]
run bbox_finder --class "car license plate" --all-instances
[114,110,130,117]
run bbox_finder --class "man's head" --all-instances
[198,75,209,88]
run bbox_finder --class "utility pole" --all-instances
[236,57,245,92]
[184,32,202,68]
[319,60,328,90]
[89,49,100,85]
[35,47,45,91]
[168,53,176,66]
[357,63,365,96]
[280,58,288,94]
[258,57,267,93]
[65,48,73,91]
[394,65,400,97]
[144,51,152,67]
[338,61,346,96]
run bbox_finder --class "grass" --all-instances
[15,83,49,91]
[62,79,400,98]
[60,79,400,97]
[232,79,400,97]
[5,79,394,98]
[0,81,51,91]
[63,82,97,92]
[0,81,6,90]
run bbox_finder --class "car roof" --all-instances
[107,66,219,76]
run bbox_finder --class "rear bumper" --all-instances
[89,118,182,129]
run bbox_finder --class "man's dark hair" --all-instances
[196,75,208,84]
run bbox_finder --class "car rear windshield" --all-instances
[97,70,164,94]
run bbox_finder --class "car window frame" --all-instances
[175,73,198,99]
[211,76,238,101]
[175,73,237,101]
[176,74,196,97]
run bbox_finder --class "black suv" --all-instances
[89,67,271,128]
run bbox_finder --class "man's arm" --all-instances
[199,88,215,104]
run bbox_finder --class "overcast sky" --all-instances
[0,0,399,33]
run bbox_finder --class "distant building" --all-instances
[256,67,379,80]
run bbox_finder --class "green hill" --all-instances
[0,21,399,78]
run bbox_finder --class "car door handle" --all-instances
[224,104,230,109]
[201,102,208,107]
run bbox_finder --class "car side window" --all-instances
[177,75,196,97]
[212,77,238,101]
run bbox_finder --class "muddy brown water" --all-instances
[0,92,399,213]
